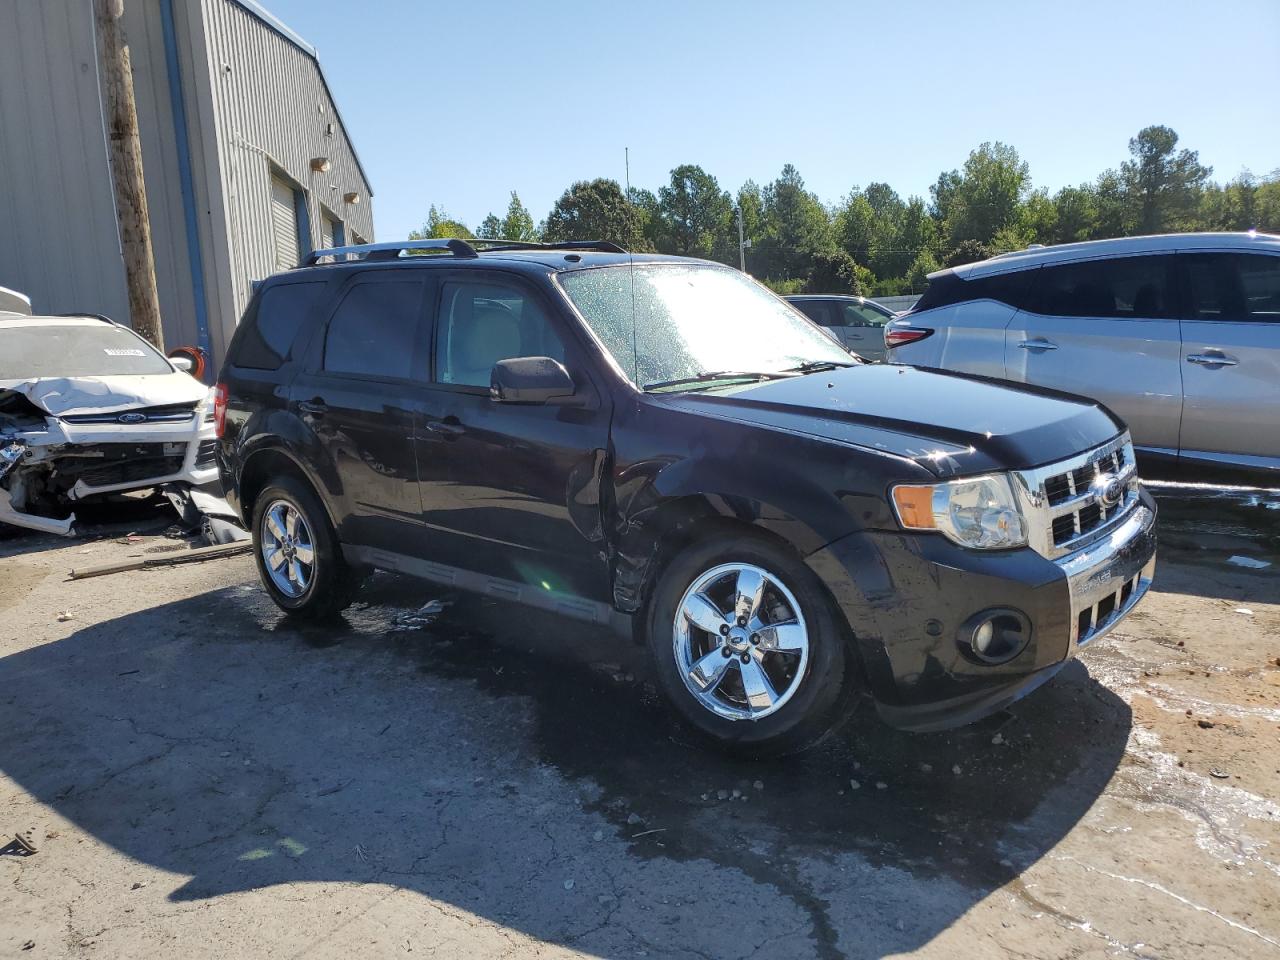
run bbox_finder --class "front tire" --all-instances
[251,475,359,619]
[644,531,854,757]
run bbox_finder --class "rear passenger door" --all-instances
[292,270,434,554]
[415,272,614,603]
[1177,252,1280,470]
[836,302,889,361]
[1004,255,1183,451]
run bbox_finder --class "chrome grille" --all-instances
[1014,434,1140,560]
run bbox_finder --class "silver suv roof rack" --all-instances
[303,237,627,267]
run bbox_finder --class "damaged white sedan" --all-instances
[0,309,217,535]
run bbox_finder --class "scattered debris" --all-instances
[626,812,642,826]
[991,733,1004,745]
[56,610,73,622]
[22,941,35,952]
[130,881,147,890]
[1234,608,1255,616]
[848,779,860,791]
[592,829,603,842]
[631,828,666,839]
[952,765,962,776]
[919,763,933,773]
[875,782,888,790]
[752,780,764,791]
[563,878,575,891]
[1198,719,1216,729]
[393,599,450,630]
[68,540,251,580]
[0,831,38,857]
[1227,555,1271,570]
[1209,768,1230,780]
[353,844,368,862]
[716,789,729,801]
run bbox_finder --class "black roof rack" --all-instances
[303,237,626,266]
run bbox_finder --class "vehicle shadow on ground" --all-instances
[1,573,1130,958]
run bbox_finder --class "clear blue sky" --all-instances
[264,0,1280,240]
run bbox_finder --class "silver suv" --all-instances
[885,232,1280,479]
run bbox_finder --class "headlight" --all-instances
[891,473,1027,550]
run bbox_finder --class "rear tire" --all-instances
[643,530,854,757]
[251,475,360,619]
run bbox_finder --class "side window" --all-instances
[793,301,836,327]
[435,280,566,387]
[1035,256,1172,319]
[322,278,425,379]
[842,304,887,328]
[1184,253,1280,322]
[234,280,327,370]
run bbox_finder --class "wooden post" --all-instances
[94,0,164,350]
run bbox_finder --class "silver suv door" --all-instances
[1003,254,1183,452]
[1177,251,1280,472]
[835,301,889,361]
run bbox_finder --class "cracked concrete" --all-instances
[1,482,1278,958]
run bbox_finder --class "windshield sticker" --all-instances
[104,348,147,357]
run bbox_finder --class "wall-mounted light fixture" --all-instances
[310,157,331,173]
[343,191,360,205]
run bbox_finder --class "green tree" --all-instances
[655,164,735,261]
[626,187,662,252]
[1052,185,1100,243]
[1093,169,1130,237]
[542,179,643,248]
[944,239,992,268]
[833,190,875,265]
[943,142,1030,247]
[409,204,472,240]
[755,164,834,280]
[906,249,940,293]
[805,250,862,295]
[1120,125,1211,233]
[501,191,539,242]
[477,213,502,239]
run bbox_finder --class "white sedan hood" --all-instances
[0,373,208,417]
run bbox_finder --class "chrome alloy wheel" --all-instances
[260,499,315,599]
[673,563,810,721]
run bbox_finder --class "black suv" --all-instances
[216,238,1157,755]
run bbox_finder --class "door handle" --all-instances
[1017,339,1058,351]
[425,417,464,439]
[1186,353,1238,367]
[298,398,328,415]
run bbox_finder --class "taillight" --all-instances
[884,326,934,349]
[212,382,228,438]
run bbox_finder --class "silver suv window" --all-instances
[1183,253,1280,322]
[1035,256,1174,319]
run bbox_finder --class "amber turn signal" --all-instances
[891,484,936,530]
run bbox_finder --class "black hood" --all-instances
[663,364,1124,478]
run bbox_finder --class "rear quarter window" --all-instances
[232,279,328,370]
[911,268,1038,313]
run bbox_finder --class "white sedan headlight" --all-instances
[891,473,1027,550]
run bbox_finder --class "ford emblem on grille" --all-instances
[117,412,147,424]
[1098,475,1124,508]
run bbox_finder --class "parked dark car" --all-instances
[216,239,1157,755]
[786,294,896,361]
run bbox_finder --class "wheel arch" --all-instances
[239,445,338,534]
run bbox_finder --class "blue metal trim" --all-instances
[160,0,212,377]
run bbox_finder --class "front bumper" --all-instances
[807,488,1157,732]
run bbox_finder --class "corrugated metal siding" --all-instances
[200,0,374,324]
[0,1,129,325]
[269,173,300,271]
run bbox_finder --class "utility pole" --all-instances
[94,0,165,350]
[625,147,630,192]
[737,206,751,272]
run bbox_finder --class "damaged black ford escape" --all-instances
[216,239,1157,755]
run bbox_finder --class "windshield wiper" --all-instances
[643,370,798,392]
[783,360,858,374]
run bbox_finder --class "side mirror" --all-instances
[490,357,576,404]
[170,356,194,374]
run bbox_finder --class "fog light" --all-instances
[958,609,1031,665]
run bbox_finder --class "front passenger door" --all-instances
[416,274,614,602]
[1177,252,1280,471]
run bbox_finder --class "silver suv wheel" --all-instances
[259,498,315,599]
[672,562,810,721]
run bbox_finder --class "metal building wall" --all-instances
[0,1,130,326]
[198,0,374,330]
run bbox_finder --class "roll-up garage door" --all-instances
[270,175,300,271]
